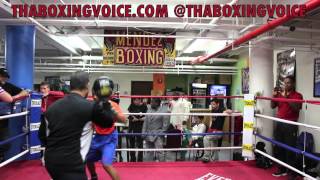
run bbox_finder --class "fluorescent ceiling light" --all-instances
[67,36,92,52]
[184,39,208,53]
[206,40,228,54]
[48,34,78,54]
[81,56,103,61]
[184,39,228,54]
[49,34,91,52]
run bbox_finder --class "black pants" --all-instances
[45,162,87,180]
[274,122,298,171]
[129,124,143,162]
[0,119,9,162]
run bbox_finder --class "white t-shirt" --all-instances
[192,123,206,140]
[170,98,192,130]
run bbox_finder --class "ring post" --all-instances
[28,93,42,159]
[242,94,255,158]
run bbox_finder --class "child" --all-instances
[180,121,192,161]
[86,76,126,180]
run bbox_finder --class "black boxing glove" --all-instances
[92,99,115,128]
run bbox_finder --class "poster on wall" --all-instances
[276,49,296,88]
[314,58,320,97]
[242,68,249,94]
[102,30,176,66]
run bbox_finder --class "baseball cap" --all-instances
[0,68,10,78]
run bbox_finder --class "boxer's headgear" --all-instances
[92,76,114,99]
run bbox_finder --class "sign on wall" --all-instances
[242,68,249,94]
[102,31,176,66]
[314,58,320,97]
[276,49,296,88]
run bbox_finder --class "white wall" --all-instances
[274,48,320,152]
[246,43,320,153]
[34,72,153,112]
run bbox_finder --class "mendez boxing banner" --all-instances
[102,31,176,66]
[276,49,296,88]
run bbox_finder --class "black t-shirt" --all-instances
[128,104,148,119]
[40,93,114,166]
[128,104,148,130]
[211,107,225,130]
[1,82,22,96]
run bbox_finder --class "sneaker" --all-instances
[90,174,98,180]
[202,157,210,163]
[91,175,98,180]
[272,170,288,177]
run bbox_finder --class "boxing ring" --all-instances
[0,93,319,180]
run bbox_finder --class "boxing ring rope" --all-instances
[0,96,31,168]
[255,134,320,161]
[37,146,242,152]
[0,150,29,168]
[50,95,244,100]
[255,149,316,180]
[123,112,242,117]
[0,111,30,168]
[118,95,244,99]
[2,93,320,179]
[256,96,320,105]
[255,114,320,131]
[117,132,242,136]
[0,111,29,120]
[116,147,243,152]
[0,132,28,146]
[254,96,320,180]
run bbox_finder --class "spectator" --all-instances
[0,86,13,103]
[0,68,28,162]
[40,81,65,113]
[181,121,192,161]
[0,86,13,162]
[271,76,303,177]
[191,116,206,142]
[170,91,192,131]
[40,81,51,112]
[0,68,29,99]
[128,98,148,162]
[142,98,170,162]
[202,99,231,163]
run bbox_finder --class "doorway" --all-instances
[131,81,153,95]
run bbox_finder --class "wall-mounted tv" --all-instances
[209,85,227,96]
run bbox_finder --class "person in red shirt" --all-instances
[40,81,64,113]
[86,76,126,180]
[271,76,303,177]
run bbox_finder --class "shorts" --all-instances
[86,130,118,165]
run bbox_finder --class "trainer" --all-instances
[39,71,115,180]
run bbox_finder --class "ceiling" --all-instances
[0,0,320,74]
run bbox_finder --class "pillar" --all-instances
[249,41,274,153]
[5,25,35,159]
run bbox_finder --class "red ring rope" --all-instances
[256,96,320,105]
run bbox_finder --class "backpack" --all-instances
[295,132,316,171]
[296,132,314,153]
[254,142,272,169]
